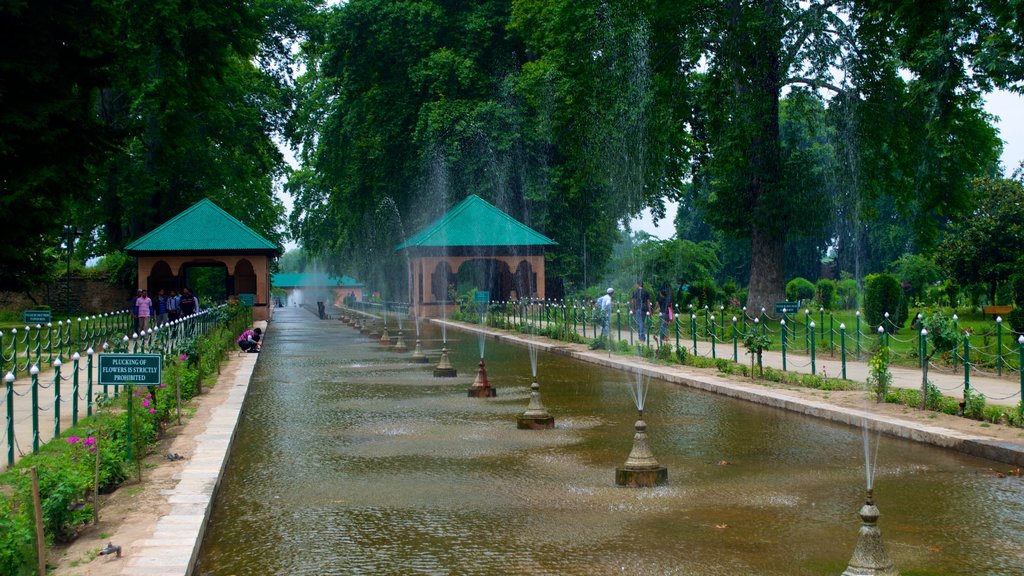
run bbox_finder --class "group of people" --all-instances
[131,287,200,334]
[595,281,674,345]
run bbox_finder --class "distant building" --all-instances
[271,273,365,307]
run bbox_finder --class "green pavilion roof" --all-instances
[272,273,364,288]
[125,198,280,255]
[394,195,556,251]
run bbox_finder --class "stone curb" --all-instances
[118,326,263,576]
[434,319,1024,467]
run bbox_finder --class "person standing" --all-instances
[167,289,181,322]
[179,287,197,317]
[155,289,168,326]
[130,289,142,334]
[657,288,673,345]
[630,281,651,343]
[597,288,614,340]
[136,289,153,332]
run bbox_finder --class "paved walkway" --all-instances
[499,319,1023,407]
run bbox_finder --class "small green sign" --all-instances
[473,291,490,303]
[98,354,163,386]
[23,310,51,324]
[239,293,255,306]
[774,301,799,315]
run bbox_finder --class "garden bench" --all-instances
[981,305,1013,319]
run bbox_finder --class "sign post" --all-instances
[98,354,163,395]
[23,310,51,324]
[773,301,799,316]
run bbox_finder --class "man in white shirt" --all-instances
[597,287,614,339]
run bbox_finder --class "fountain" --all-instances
[842,383,899,574]
[841,490,899,576]
[410,316,429,363]
[467,332,494,396]
[615,371,667,487]
[432,346,457,377]
[517,342,552,428]
[379,323,392,346]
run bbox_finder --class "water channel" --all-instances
[195,307,1023,575]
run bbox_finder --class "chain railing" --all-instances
[2,304,246,468]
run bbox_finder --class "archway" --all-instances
[183,263,229,306]
[513,260,537,300]
[455,259,513,301]
[147,260,175,294]
[234,259,257,297]
[430,261,456,302]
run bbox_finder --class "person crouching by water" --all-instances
[238,328,262,353]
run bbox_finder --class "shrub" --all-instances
[864,273,907,329]
[837,278,859,309]
[963,389,986,420]
[785,277,816,302]
[866,346,892,402]
[816,279,836,309]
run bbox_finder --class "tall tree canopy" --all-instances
[1,0,312,291]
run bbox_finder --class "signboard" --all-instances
[23,309,51,324]
[98,354,163,386]
[774,301,799,315]
[473,291,490,303]
[239,293,255,306]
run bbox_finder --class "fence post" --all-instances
[710,315,716,359]
[963,333,971,394]
[810,321,816,376]
[675,306,680,352]
[1018,335,1024,414]
[996,316,1003,376]
[87,348,94,417]
[53,358,62,437]
[5,372,14,466]
[780,319,787,371]
[691,314,697,355]
[30,365,40,453]
[72,352,80,426]
[840,323,847,380]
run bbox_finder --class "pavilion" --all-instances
[272,272,365,307]
[126,199,281,321]
[395,195,556,318]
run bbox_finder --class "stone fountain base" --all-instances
[467,386,496,398]
[517,414,554,429]
[615,466,668,487]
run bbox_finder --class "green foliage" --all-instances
[866,346,892,402]
[864,274,907,329]
[785,277,815,302]
[836,278,859,309]
[962,388,987,421]
[921,311,960,358]
[816,279,836,309]
[891,254,943,303]
[936,178,1024,304]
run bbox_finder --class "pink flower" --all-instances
[83,437,96,446]
[159,382,166,388]
[179,354,187,361]
[149,408,156,414]
[141,399,150,408]
[67,436,80,445]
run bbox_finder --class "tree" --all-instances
[935,177,1024,304]
[695,0,1004,311]
[0,1,120,291]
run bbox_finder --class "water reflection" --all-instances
[196,308,1023,575]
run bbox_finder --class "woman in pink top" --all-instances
[136,289,153,332]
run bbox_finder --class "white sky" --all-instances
[276,90,1024,247]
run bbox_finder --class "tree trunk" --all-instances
[746,224,786,312]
